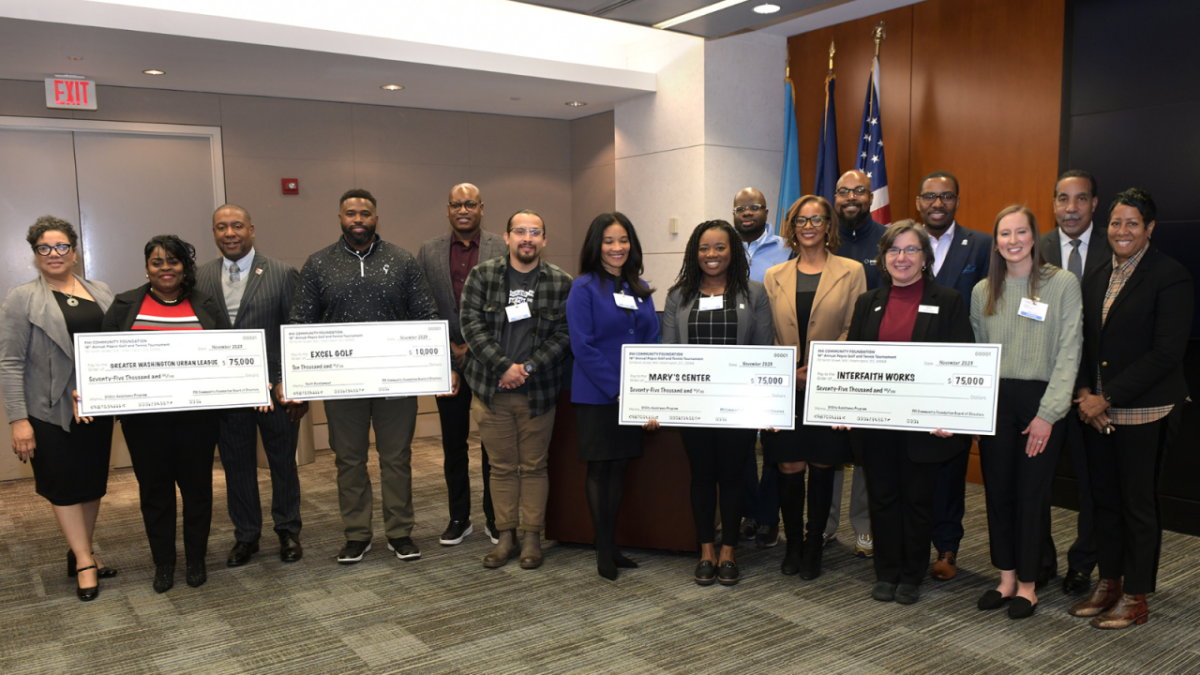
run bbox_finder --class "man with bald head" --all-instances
[418,184,508,545]
[195,204,307,566]
[825,169,890,557]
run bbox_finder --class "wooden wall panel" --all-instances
[789,0,1065,234]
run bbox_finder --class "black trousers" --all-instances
[123,411,220,565]
[930,446,969,554]
[680,427,756,545]
[434,381,494,526]
[1085,406,1181,595]
[1042,412,1097,575]
[978,380,1065,583]
[217,406,302,543]
[862,432,943,585]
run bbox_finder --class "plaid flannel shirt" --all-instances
[459,255,572,417]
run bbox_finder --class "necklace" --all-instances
[150,288,182,305]
[48,277,80,307]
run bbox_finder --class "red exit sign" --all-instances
[45,78,98,110]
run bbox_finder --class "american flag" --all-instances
[854,56,891,225]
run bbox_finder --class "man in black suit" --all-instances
[1039,169,1110,595]
[196,204,307,566]
[915,170,992,582]
[417,184,508,545]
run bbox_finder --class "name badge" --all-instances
[1018,297,1048,322]
[614,293,637,309]
[698,295,724,311]
[505,302,532,322]
[918,304,939,314]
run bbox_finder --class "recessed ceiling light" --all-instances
[565,101,587,107]
[143,69,165,75]
[654,0,749,29]
[753,3,781,13]
[380,84,404,91]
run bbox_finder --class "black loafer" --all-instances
[226,540,259,568]
[1062,569,1091,595]
[1035,559,1058,590]
[186,559,207,588]
[717,561,740,586]
[153,564,175,594]
[278,533,303,563]
[694,560,717,586]
[977,589,1014,610]
[872,581,897,602]
[895,583,920,605]
[1008,596,1038,619]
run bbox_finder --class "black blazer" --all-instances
[847,280,975,463]
[102,284,231,332]
[1076,245,1193,408]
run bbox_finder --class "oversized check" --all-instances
[619,344,797,429]
[74,330,271,416]
[804,341,1001,435]
[280,321,452,401]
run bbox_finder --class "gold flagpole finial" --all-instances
[786,54,790,79]
[873,21,886,57]
[828,39,836,75]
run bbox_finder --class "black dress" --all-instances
[28,292,114,506]
[761,272,852,465]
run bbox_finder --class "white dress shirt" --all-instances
[1059,223,1092,271]
[929,223,956,276]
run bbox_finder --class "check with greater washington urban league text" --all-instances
[619,344,797,429]
[74,330,271,416]
[281,321,452,401]
[804,341,1001,435]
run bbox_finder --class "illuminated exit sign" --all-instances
[45,77,98,110]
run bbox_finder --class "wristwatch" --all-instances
[524,362,536,375]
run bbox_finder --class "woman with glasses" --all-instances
[971,205,1082,620]
[662,220,773,586]
[567,212,659,581]
[99,235,231,593]
[845,221,974,604]
[763,196,866,581]
[0,217,116,601]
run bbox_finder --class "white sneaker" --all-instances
[855,533,874,558]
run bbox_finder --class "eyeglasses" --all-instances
[448,200,480,211]
[885,246,922,257]
[792,215,828,228]
[733,204,764,214]
[34,243,74,256]
[509,227,543,238]
[835,186,869,197]
[918,192,958,204]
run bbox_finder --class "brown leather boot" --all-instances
[1090,593,1148,629]
[518,531,543,570]
[483,530,518,568]
[1068,578,1122,617]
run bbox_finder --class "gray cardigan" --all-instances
[661,280,774,346]
[0,275,114,431]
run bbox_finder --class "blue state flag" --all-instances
[814,73,839,204]
[777,78,801,234]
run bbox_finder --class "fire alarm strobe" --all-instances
[282,178,299,195]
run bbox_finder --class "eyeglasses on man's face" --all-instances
[448,200,480,211]
[835,186,869,197]
[733,204,765,214]
[918,192,958,204]
[509,227,543,238]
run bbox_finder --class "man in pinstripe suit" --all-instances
[197,204,308,566]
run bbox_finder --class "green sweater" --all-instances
[970,266,1083,423]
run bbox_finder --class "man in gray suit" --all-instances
[417,183,507,545]
[1039,169,1109,595]
[196,204,307,566]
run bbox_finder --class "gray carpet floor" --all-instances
[1,434,1199,675]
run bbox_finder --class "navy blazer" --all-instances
[933,224,992,306]
[847,280,975,463]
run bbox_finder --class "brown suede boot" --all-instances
[1091,593,1148,629]
[483,530,518,568]
[518,531,543,570]
[1068,578,1122,617]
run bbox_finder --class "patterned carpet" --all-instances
[1,434,1198,675]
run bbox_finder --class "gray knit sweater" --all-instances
[970,266,1083,423]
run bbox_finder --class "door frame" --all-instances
[0,116,226,207]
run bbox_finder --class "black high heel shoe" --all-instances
[67,550,118,579]
[75,564,100,601]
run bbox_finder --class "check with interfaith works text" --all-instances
[803,341,1001,435]
[281,320,452,401]
[619,344,797,430]
[74,330,271,416]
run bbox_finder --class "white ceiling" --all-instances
[0,0,921,120]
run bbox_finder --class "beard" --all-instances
[514,247,539,265]
[838,206,869,229]
[341,223,377,248]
